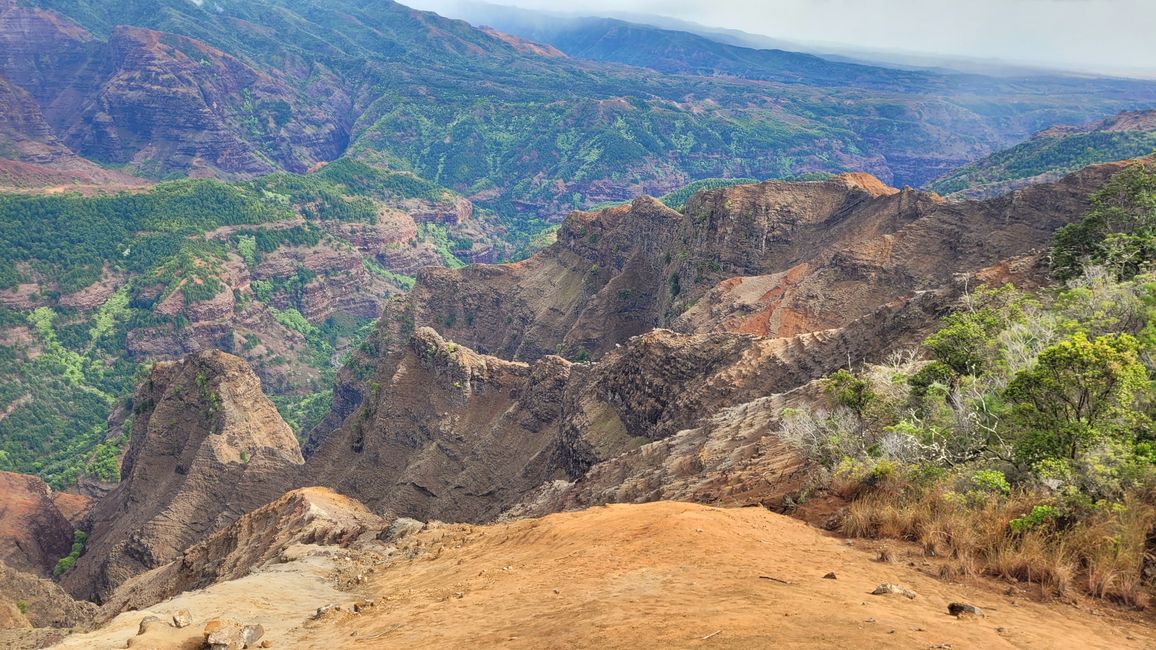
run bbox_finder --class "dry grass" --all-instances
[841,482,1156,607]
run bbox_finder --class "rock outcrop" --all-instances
[0,562,96,631]
[307,283,951,522]
[63,350,304,603]
[307,327,575,522]
[103,487,384,616]
[0,471,75,576]
[0,0,350,178]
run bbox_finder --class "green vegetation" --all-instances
[0,299,136,488]
[930,128,1156,197]
[418,223,470,269]
[784,168,1156,604]
[659,177,757,210]
[0,159,488,484]
[1051,163,1156,281]
[0,179,288,292]
[271,312,375,441]
[363,258,416,291]
[53,530,87,577]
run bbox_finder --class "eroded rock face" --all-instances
[304,165,1126,523]
[307,327,573,522]
[63,351,304,603]
[306,284,952,522]
[402,195,685,361]
[0,562,97,631]
[103,487,384,617]
[359,168,1109,372]
[0,472,74,576]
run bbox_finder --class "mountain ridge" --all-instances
[2,0,1155,217]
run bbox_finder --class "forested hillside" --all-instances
[930,110,1156,199]
[0,160,503,487]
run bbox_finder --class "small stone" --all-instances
[242,623,265,647]
[947,602,984,618]
[204,618,245,650]
[822,572,837,580]
[259,641,273,649]
[379,517,425,542]
[172,609,192,628]
[137,616,162,635]
[996,627,1009,634]
[872,583,917,599]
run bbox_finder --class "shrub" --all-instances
[971,469,1011,495]
[1009,505,1058,533]
[52,530,87,577]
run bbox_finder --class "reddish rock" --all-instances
[0,471,74,576]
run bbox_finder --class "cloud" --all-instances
[407,0,1156,77]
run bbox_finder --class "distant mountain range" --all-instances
[1,0,1155,220]
[418,0,1095,78]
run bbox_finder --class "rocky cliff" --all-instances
[101,487,385,617]
[366,168,1107,367]
[302,164,1124,522]
[62,350,304,603]
[0,562,97,635]
[307,327,574,521]
[0,471,75,576]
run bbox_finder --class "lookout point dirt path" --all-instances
[296,502,1153,649]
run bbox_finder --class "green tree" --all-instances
[923,285,1026,376]
[1052,163,1156,280]
[1004,332,1149,462]
[824,369,876,417]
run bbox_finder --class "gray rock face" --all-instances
[62,350,304,603]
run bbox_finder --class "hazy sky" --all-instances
[407,0,1156,77]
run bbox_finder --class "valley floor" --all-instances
[55,501,1156,649]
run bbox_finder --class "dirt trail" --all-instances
[298,502,1153,649]
[52,555,349,650]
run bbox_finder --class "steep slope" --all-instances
[0,75,144,190]
[0,471,74,576]
[929,110,1156,199]
[307,327,573,521]
[0,158,505,489]
[307,286,958,522]
[50,487,381,650]
[0,0,349,178]
[0,562,97,638]
[61,350,304,602]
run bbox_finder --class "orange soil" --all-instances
[297,502,1153,649]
